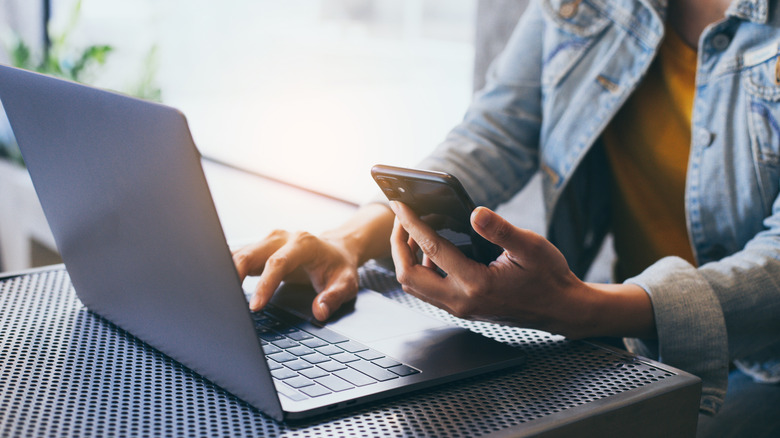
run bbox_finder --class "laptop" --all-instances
[0,64,525,421]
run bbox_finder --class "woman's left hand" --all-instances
[389,201,654,339]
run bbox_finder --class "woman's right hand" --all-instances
[232,230,361,321]
[232,203,395,321]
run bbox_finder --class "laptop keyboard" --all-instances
[252,307,420,401]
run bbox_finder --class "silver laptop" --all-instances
[0,64,525,421]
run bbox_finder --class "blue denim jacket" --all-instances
[417,0,780,414]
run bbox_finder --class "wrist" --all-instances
[321,203,395,267]
[582,282,657,339]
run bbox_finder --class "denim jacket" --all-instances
[417,0,780,414]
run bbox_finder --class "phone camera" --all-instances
[382,187,399,199]
[377,177,404,199]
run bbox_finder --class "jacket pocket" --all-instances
[743,43,780,212]
[540,0,610,89]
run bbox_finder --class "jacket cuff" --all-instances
[623,256,729,415]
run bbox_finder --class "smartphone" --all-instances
[371,164,503,265]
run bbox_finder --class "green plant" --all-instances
[0,0,112,167]
[0,0,161,166]
[8,0,112,83]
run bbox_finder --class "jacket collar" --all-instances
[727,0,769,23]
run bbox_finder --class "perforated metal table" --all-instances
[1,264,700,437]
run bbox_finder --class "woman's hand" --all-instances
[232,203,395,321]
[389,201,655,339]
[232,230,361,321]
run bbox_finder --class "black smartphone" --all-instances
[371,164,503,265]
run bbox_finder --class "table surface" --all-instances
[0,264,700,437]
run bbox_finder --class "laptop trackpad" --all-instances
[269,283,450,343]
[268,283,523,373]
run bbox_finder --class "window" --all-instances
[2,0,477,203]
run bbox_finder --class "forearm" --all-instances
[580,282,657,340]
[321,203,395,267]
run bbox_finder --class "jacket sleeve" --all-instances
[625,194,780,414]
[415,0,546,209]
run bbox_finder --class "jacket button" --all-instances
[775,57,780,86]
[560,0,582,18]
[711,33,731,51]
[541,163,560,186]
[695,127,714,147]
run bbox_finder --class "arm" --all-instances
[623,202,780,414]
[392,196,780,415]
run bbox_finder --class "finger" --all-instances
[391,216,417,269]
[407,235,420,265]
[471,207,543,268]
[311,272,360,321]
[389,201,465,274]
[390,255,457,314]
[251,232,319,311]
[421,254,437,270]
[390,212,463,310]
[232,231,289,281]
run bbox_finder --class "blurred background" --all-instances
[1,0,557,276]
[0,0,479,203]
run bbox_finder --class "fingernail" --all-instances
[472,207,492,229]
[319,301,330,319]
[389,201,398,213]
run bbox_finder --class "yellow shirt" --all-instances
[603,29,698,282]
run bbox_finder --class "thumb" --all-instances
[471,207,538,265]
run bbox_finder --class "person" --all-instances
[232,0,780,434]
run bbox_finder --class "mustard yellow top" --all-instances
[603,29,698,282]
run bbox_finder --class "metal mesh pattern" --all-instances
[1,266,675,437]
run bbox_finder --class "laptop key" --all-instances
[274,381,308,402]
[266,359,283,371]
[332,352,360,363]
[299,367,329,379]
[300,337,328,348]
[285,360,313,371]
[272,338,299,349]
[299,383,332,398]
[301,352,331,364]
[262,344,282,355]
[372,357,402,368]
[333,368,377,387]
[314,345,344,356]
[356,349,384,361]
[339,340,369,353]
[285,376,316,389]
[254,316,282,328]
[258,330,284,342]
[271,368,297,380]
[348,360,398,381]
[287,345,315,356]
[286,330,313,341]
[298,322,349,344]
[388,364,420,377]
[314,375,355,392]
[267,351,296,363]
[318,360,347,372]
